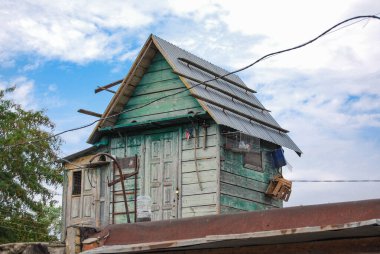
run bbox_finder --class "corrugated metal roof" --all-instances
[153,35,302,154]
[82,199,380,253]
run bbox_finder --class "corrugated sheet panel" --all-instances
[207,105,301,153]
[153,35,302,154]
[153,36,245,88]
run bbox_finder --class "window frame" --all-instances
[243,150,263,172]
[72,170,82,196]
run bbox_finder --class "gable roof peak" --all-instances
[87,34,302,155]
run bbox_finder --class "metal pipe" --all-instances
[90,153,131,223]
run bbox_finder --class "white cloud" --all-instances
[118,47,141,62]
[48,84,58,92]
[2,0,380,206]
[0,76,66,110]
[0,0,167,63]
[1,0,379,68]
[157,0,380,205]
[0,76,37,109]
[21,60,42,72]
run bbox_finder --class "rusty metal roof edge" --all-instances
[81,219,380,254]
[204,218,380,241]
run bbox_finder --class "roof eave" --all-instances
[87,34,156,144]
[58,146,97,163]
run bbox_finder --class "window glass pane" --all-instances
[244,151,262,169]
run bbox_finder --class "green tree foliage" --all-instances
[0,87,63,243]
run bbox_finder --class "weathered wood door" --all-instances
[69,169,97,226]
[144,131,179,221]
[97,167,110,227]
[81,169,96,224]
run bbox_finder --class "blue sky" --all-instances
[1,0,379,206]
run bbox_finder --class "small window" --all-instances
[244,151,262,171]
[72,171,82,195]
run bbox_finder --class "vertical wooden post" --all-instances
[134,154,138,222]
[112,164,115,224]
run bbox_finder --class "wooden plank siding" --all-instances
[110,134,142,224]
[220,138,283,212]
[106,51,222,222]
[108,121,219,223]
[180,123,219,218]
[108,51,217,223]
[115,52,205,126]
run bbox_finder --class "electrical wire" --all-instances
[1,15,379,150]
[291,179,380,183]
[327,12,380,35]
[223,15,380,78]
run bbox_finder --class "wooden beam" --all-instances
[78,109,102,118]
[174,71,269,112]
[96,86,116,94]
[191,94,289,133]
[178,57,257,94]
[95,79,123,94]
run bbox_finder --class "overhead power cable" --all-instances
[327,12,380,35]
[25,139,380,187]
[1,15,379,149]
[291,179,380,183]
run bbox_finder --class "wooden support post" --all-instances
[78,109,102,118]
[95,86,116,94]
[95,79,123,94]
[134,154,138,222]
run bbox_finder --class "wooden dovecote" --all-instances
[61,34,301,254]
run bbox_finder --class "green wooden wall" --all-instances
[116,52,204,126]
[108,121,220,223]
[109,51,216,223]
[180,122,219,218]
[108,129,283,223]
[109,135,142,223]
[220,140,283,213]
[105,50,283,223]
